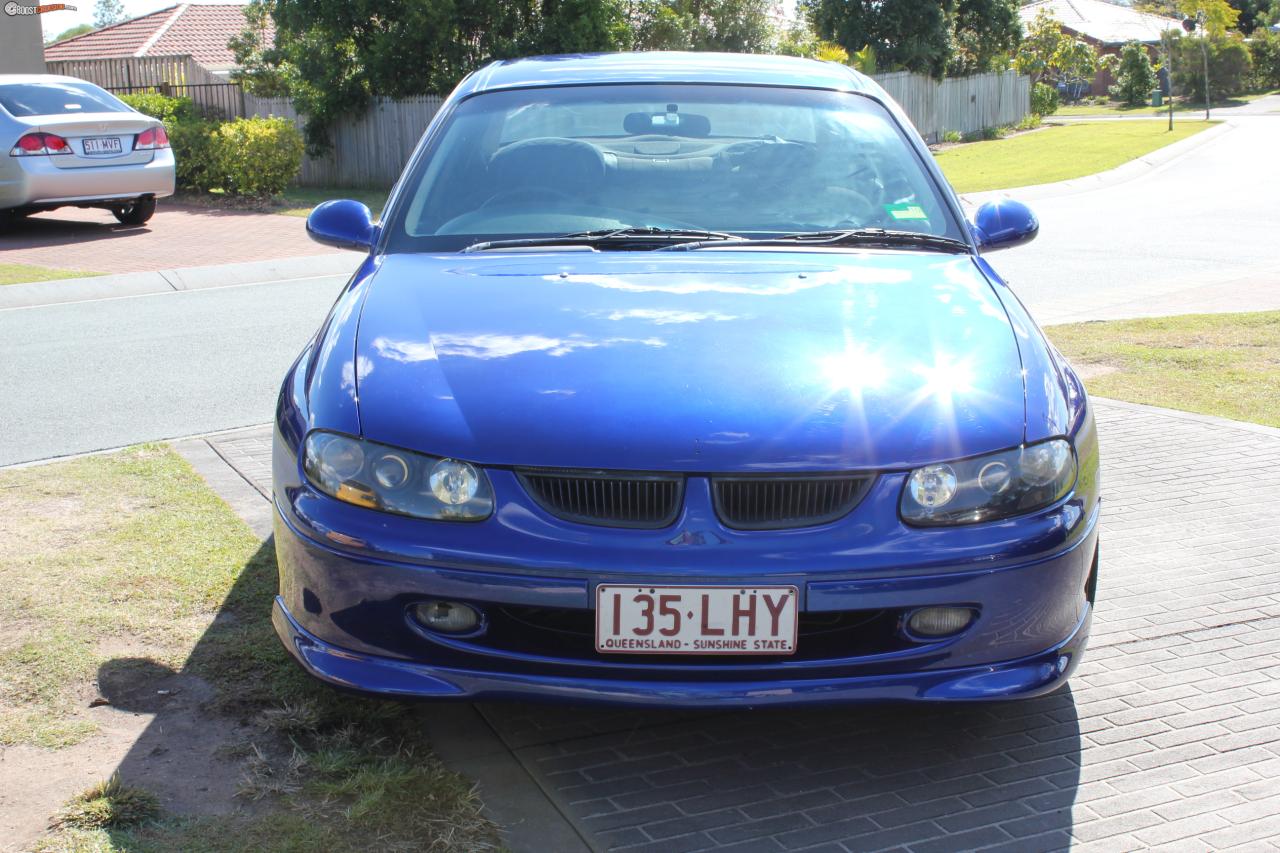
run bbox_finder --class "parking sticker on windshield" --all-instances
[885,203,928,221]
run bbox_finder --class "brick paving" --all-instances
[209,399,1280,851]
[1,202,338,274]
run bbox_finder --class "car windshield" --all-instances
[0,81,131,117]
[386,84,963,252]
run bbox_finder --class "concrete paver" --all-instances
[1,202,339,274]
[207,398,1280,851]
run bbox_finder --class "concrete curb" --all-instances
[0,252,362,310]
[172,436,275,540]
[959,119,1234,207]
[1092,396,1280,439]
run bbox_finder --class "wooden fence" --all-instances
[244,95,444,188]
[250,70,1028,188]
[873,70,1030,143]
[45,56,1029,187]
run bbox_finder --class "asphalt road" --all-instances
[0,277,348,466]
[1,105,1277,467]
[990,110,1280,325]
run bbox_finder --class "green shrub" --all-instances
[941,129,963,143]
[1031,81,1060,116]
[1110,41,1158,107]
[1015,113,1042,131]
[168,119,220,192]
[1173,35,1253,100]
[117,92,197,125]
[211,116,304,197]
[1249,29,1280,90]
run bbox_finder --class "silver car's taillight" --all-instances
[134,126,169,151]
[9,132,72,156]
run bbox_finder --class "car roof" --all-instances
[460,52,871,97]
[0,74,100,86]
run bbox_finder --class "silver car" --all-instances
[0,74,175,225]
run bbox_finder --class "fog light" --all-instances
[411,600,480,634]
[906,606,975,638]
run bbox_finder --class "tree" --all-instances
[92,0,124,28]
[47,23,93,44]
[250,0,531,150]
[524,0,629,55]
[1169,30,1253,98]
[229,1,291,98]
[805,0,956,76]
[1014,10,1068,86]
[948,0,1022,75]
[1137,0,1240,35]
[1110,40,1158,105]
[1224,0,1265,33]
[1248,27,1280,88]
[1014,9,1111,96]
[630,0,775,52]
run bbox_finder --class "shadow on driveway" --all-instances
[478,693,1082,850]
[92,533,1080,851]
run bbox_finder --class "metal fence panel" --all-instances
[46,56,244,119]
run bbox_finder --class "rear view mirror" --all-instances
[971,199,1039,252]
[306,199,378,252]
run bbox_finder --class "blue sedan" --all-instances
[272,52,1100,706]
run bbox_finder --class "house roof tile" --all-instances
[44,3,268,71]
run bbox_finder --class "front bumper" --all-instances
[273,592,1091,706]
[0,149,175,210]
[271,486,1100,706]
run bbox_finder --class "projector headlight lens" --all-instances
[429,459,481,505]
[907,464,957,508]
[901,439,1075,526]
[304,431,493,521]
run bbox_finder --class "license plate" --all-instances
[82,136,122,155]
[595,585,799,655]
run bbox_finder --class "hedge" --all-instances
[120,93,304,198]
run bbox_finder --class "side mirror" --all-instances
[971,199,1038,252]
[306,199,378,252]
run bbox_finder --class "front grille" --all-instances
[712,475,873,529]
[481,604,909,668]
[519,470,683,528]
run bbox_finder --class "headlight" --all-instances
[303,431,494,521]
[900,438,1076,526]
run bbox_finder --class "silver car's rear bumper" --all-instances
[0,149,175,210]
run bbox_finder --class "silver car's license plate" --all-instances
[83,136,123,155]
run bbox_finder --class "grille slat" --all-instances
[521,470,873,531]
[519,470,683,528]
[712,475,872,530]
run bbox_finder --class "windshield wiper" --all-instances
[665,228,972,254]
[462,227,740,253]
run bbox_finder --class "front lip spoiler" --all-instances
[272,596,1092,707]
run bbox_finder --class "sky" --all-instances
[40,0,241,41]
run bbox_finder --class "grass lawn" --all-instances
[0,263,102,286]
[1,446,496,852]
[935,120,1215,193]
[1056,89,1280,116]
[276,186,390,218]
[1046,311,1280,428]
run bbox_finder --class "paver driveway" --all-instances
[210,397,1280,852]
[1,202,338,274]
